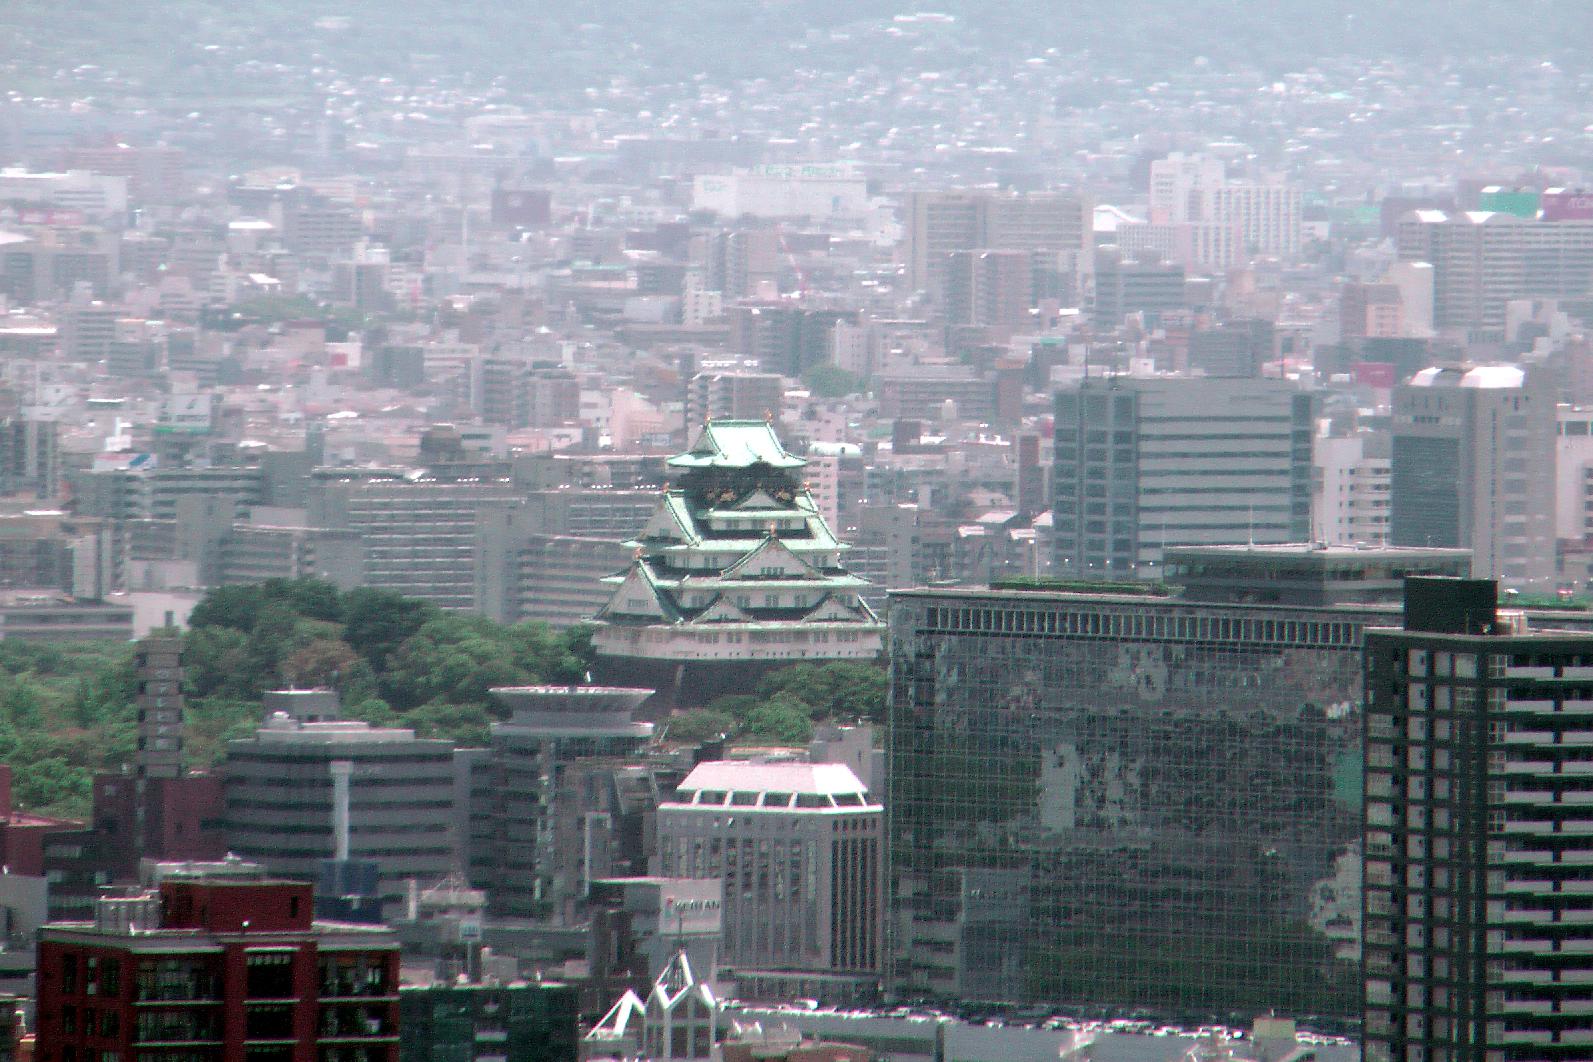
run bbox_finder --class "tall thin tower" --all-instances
[135,635,184,781]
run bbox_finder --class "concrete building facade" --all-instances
[1391,366,1556,591]
[1052,376,1314,579]
[655,761,882,993]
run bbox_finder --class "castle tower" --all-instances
[590,421,883,708]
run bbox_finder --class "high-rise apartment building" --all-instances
[1052,376,1314,578]
[655,761,882,998]
[1396,210,1593,337]
[1390,366,1556,591]
[1361,578,1593,1062]
[1148,153,1301,263]
[942,249,1034,333]
[1317,431,1393,545]
[36,879,400,1062]
[905,191,1090,304]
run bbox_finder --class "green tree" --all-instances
[10,756,90,816]
[342,587,437,672]
[755,661,887,723]
[664,708,736,743]
[404,700,493,747]
[802,363,866,398]
[741,692,816,745]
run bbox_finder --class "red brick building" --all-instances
[36,879,400,1062]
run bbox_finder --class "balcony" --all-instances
[318,1006,394,1040]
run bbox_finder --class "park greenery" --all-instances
[0,579,887,820]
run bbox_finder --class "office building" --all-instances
[727,306,856,377]
[475,490,658,627]
[0,418,59,498]
[591,421,883,707]
[586,950,718,1062]
[135,636,184,783]
[0,592,133,641]
[1556,404,1593,550]
[335,477,520,611]
[1052,376,1314,578]
[281,195,363,256]
[1188,318,1274,377]
[691,165,869,219]
[884,576,1442,1013]
[469,686,656,921]
[36,879,400,1062]
[1092,251,1186,325]
[656,761,882,998]
[1396,210,1593,337]
[1391,366,1556,591]
[1341,281,1407,340]
[1362,578,1593,1062]
[223,709,466,909]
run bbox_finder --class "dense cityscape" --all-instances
[0,2,1589,1060]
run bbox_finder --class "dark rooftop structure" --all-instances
[1163,543,1474,607]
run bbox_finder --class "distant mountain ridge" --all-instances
[1,0,1586,96]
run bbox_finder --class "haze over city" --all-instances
[0,3,1589,1062]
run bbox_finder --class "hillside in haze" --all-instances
[3,0,1588,98]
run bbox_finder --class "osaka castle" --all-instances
[591,420,884,707]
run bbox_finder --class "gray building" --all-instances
[684,372,784,434]
[470,686,656,921]
[222,711,468,910]
[1164,544,1474,607]
[330,476,521,611]
[1052,376,1314,579]
[1092,251,1185,325]
[1391,365,1556,592]
[588,876,724,1004]
[1362,578,1593,1062]
[475,489,657,627]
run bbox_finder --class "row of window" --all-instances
[921,604,1361,646]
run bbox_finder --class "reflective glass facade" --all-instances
[886,587,1378,1017]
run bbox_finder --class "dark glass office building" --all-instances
[886,584,1378,1017]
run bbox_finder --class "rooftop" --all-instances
[673,761,874,802]
[1409,364,1526,389]
[668,421,806,471]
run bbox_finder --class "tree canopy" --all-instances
[0,580,597,819]
[665,660,887,748]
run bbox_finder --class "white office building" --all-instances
[655,761,882,994]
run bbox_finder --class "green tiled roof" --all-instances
[668,421,806,470]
